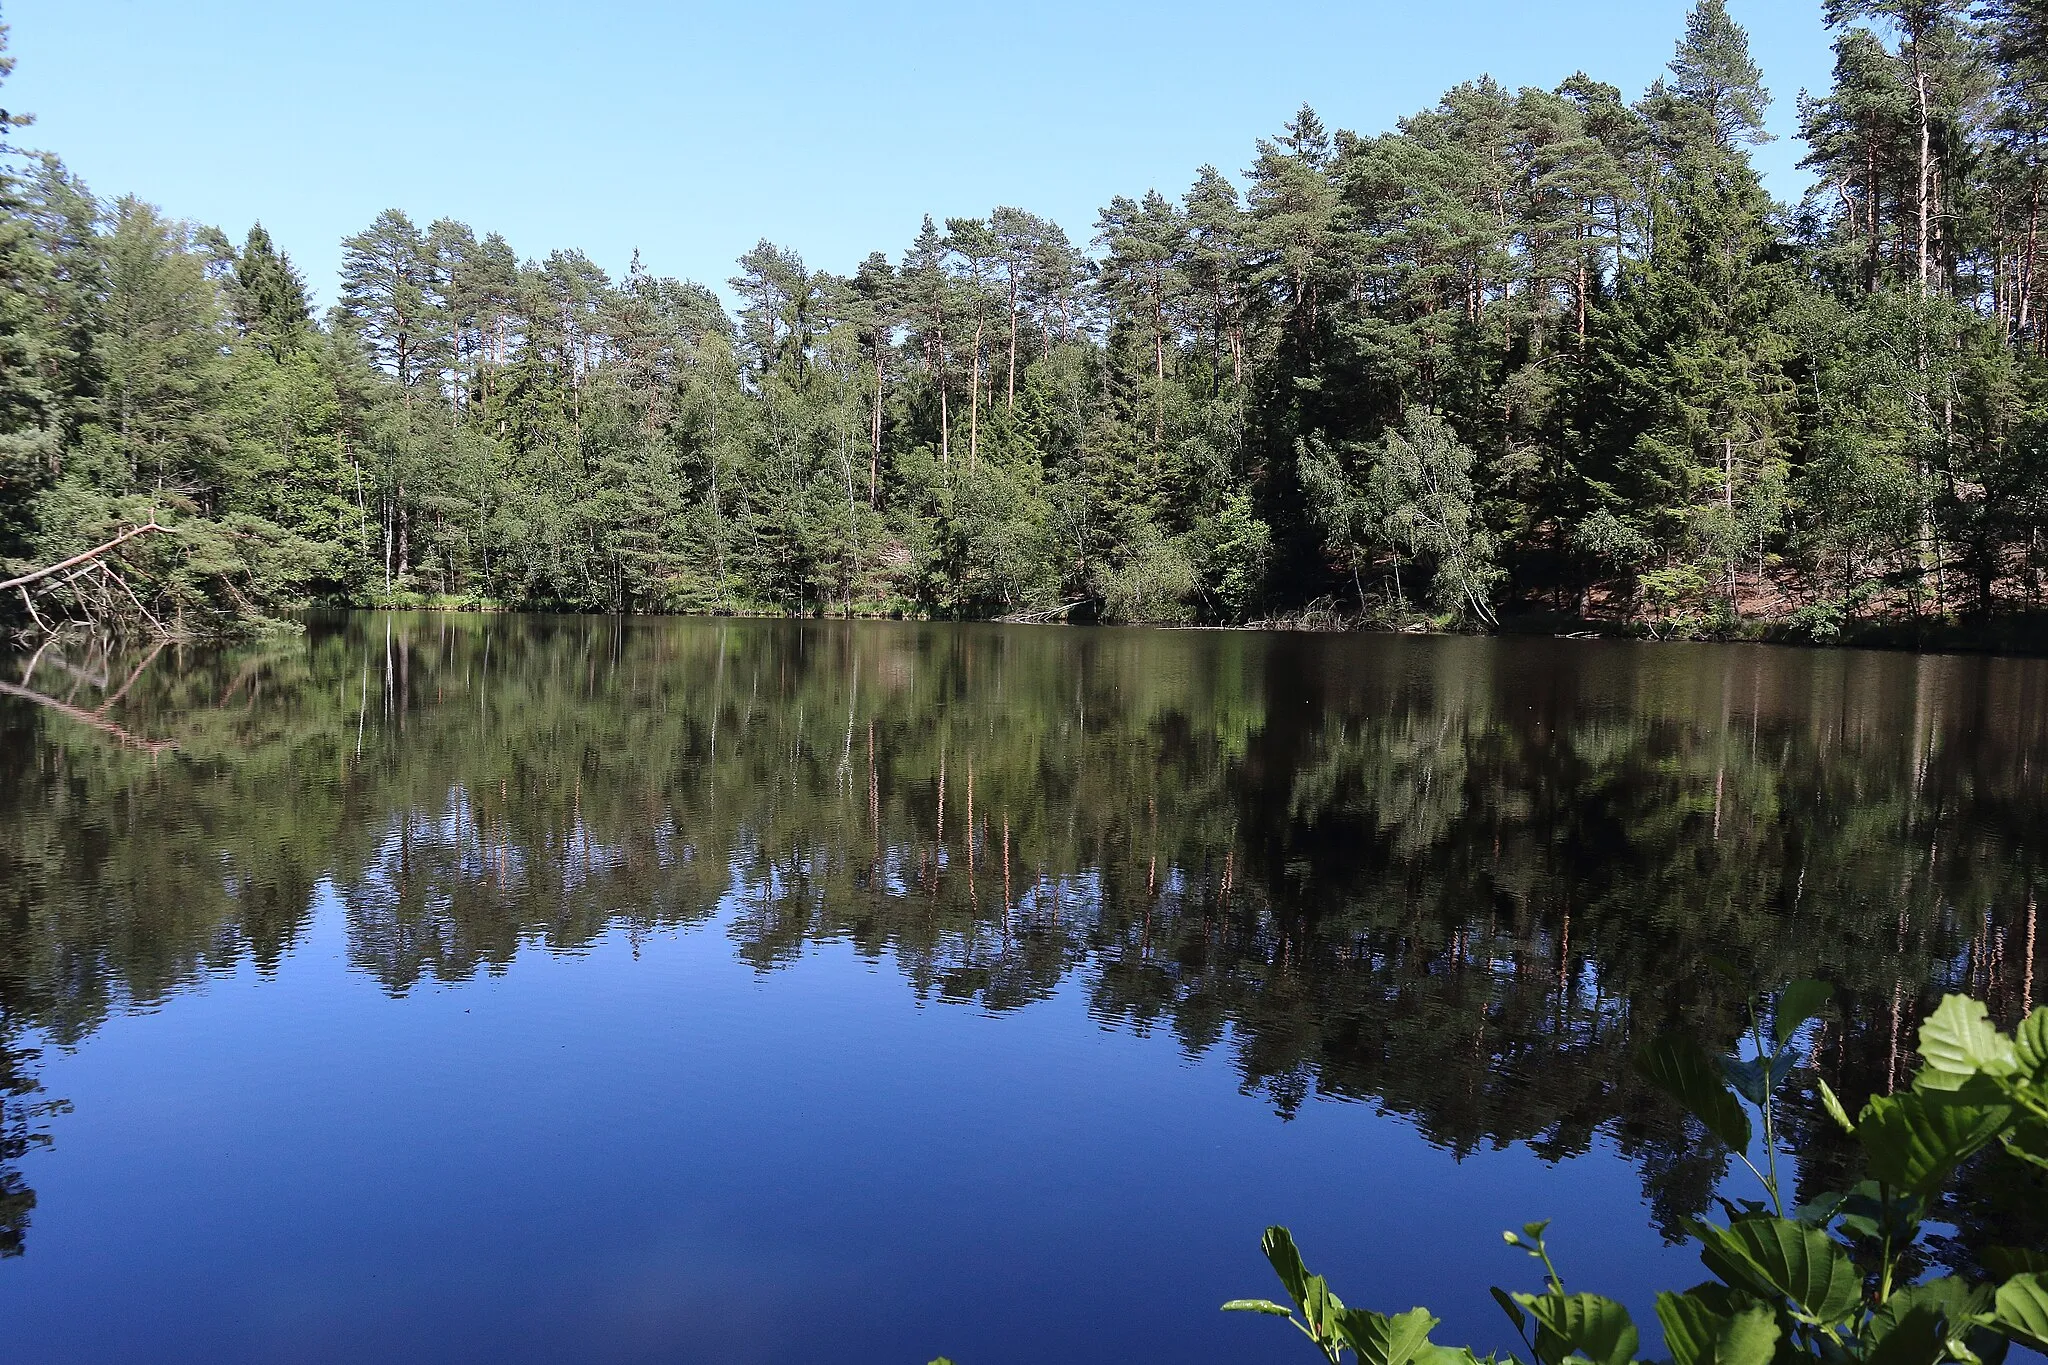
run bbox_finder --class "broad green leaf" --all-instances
[1915,996,2017,1093]
[1655,1291,1722,1365]
[1834,1182,1922,1245]
[1983,1249,2048,1281]
[1415,1347,1489,1365]
[2003,1123,2048,1174]
[1301,1274,1344,1345]
[1862,1302,1948,1365]
[1908,1275,2010,1365]
[1723,1052,1799,1106]
[1858,1093,2012,1195]
[1817,1079,1856,1135]
[1261,1226,1312,1308]
[1994,1274,2048,1353]
[1222,1299,1294,1316]
[1774,980,1835,1046]
[1711,1305,1779,1365]
[1639,1036,1752,1152]
[1692,1217,1862,1326]
[1791,1191,1846,1227]
[2016,1008,2048,1080]
[1658,1290,1779,1365]
[1341,1305,1441,1365]
[1867,1276,1995,1365]
[1520,1292,1639,1365]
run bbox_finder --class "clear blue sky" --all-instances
[7,0,1835,307]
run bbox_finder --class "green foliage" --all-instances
[1225,1228,1478,1365]
[1230,988,2048,1365]
[8,0,2048,636]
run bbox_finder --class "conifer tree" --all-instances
[0,17,61,561]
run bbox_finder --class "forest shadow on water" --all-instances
[0,614,2043,1362]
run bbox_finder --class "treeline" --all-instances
[6,1,2048,634]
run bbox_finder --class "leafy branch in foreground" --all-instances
[1227,985,2048,1365]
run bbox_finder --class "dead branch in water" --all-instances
[997,600,1087,624]
[0,679,176,754]
[5,521,178,641]
[0,520,170,592]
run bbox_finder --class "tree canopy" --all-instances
[4,2,2048,638]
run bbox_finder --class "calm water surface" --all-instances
[0,616,2043,1363]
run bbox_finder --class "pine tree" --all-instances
[230,223,312,359]
[338,209,446,394]
[1668,0,1774,148]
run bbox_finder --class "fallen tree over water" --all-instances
[2,520,176,640]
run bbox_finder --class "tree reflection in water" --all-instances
[0,615,2042,1259]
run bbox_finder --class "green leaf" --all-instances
[1655,1292,1720,1365]
[1983,1249,2048,1281]
[2015,1008,2048,1080]
[1791,1191,1846,1227]
[1816,1079,1857,1135]
[1862,1302,1948,1365]
[1492,1285,1528,1333]
[1414,1348,1488,1365]
[1658,1291,1779,1365]
[1639,1036,1752,1152]
[1915,996,2017,1093]
[1858,1093,2012,1195]
[1994,1274,2048,1354]
[1222,1299,1295,1316]
[1712,1305,1779,1365]
[1774,979,1834,1045]
[1261,1226,1312,1307]
[1340,1306,1441,1365]
[1300,1274,1345,1346]
[1723,1052,1799,1107]
[1691,1217,1862,1326]
[1834,1182,1922,1245]
[1520,1292,1639,1365]
[1866,1277,1996,1365]
[2003,1123,2048,1174]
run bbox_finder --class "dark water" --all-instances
[0,615,2043,1364]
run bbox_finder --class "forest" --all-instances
[5,1,2048,637]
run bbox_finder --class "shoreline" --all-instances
[324,603,2048,661]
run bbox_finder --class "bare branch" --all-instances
[0,679,176,754]
[0,520,169,593]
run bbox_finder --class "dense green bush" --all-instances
[1227,987,2048,1365]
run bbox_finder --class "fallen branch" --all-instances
[98,639,168,713]
[0,520,170,592]
[998,599,1088,624]
[0,679,176,754]
[17,587,50,633]
[101,561,166,636]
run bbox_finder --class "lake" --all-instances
[0,614,2042,1363]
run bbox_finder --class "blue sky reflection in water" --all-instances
[0,617,2043,1362]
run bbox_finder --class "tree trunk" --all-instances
[1006,274,1019,411]
[871,337,884,507]
[2021,174,2041,347]
[970,316,983,472]
[935,331,951,470]
[1916,48,1932,293]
